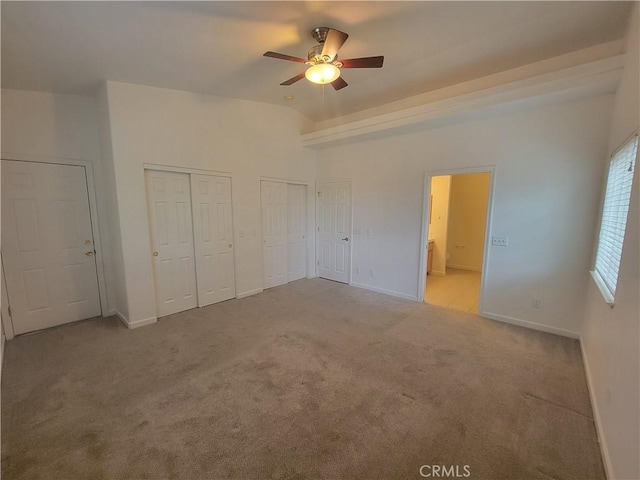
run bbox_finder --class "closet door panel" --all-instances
[191,174,236,306]
[261,181,288,289]
[287,184,307,282]
[145,170,198,317]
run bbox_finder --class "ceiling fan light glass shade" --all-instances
[305,63,340,84]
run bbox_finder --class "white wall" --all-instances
[96,85,129,320]
[2,89,100,161]
[581,4,639,479]
[1,89,117,315]
[101,81,316,325]
[428,175,450,275]
[446,173,491,271]
[317,94,613,336]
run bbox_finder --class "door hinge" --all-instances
[317,191,321,197]
[317,226,320,232]
[7,306,11,318]
[317,261,320,266]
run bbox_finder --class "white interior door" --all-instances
[261,181,287,289]
[191,174,236,306]
[145,170,197,317]
[1,160,101,334]
[318,182,352,283]
[287,184,307,282]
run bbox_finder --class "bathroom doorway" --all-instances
[419,169,493,314]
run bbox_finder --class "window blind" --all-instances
[594,134,638,300]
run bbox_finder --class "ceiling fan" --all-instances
[263,27,384,91]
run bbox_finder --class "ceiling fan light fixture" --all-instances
[305,63,340,85]
[265,27,382,90]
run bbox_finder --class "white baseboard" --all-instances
[109,310,157,329]
[237,288,263,299]
[109,309,129,328]
[580,338,613,480]
[480,311,579,339]
[127,316,157,329]
[350,282,418,301]
[446,264,482,272]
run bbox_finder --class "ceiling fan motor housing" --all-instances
[307,44,336,65]
[311,27,331,44]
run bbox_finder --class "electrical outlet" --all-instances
[369,268,375,278]
[532,299,541,309]
[492,236,508,247]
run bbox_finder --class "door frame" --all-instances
[143,164,238,307]
[315,180,354,284]
[259,176,312,290]
[418,166,496,315]
[1,154,109,339]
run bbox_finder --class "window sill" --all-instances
[590,270,615,307]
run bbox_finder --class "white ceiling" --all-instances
[1,1,632,123]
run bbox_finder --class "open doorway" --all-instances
[420,171,492,314]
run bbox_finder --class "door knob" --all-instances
[152,251,159,257]
[342,237,349,242]
[85,251,94,256]
[228,243,233,248]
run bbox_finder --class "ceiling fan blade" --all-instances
[263,51,307,63]
[340,56,384,69]
[321,28,349,60]
[280,72,306,86]
[331,76,348,91]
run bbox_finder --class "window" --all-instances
[592,134,638,303]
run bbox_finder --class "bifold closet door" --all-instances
[261,181,287,289]
[191,174,236,307]
[2,160,102,334]
[145,170,198,317]
[287,184,307,282]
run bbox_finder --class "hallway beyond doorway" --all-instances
[425,268,481,313]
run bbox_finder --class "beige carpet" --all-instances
[1,278,603,479]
